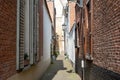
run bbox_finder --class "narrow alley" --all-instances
[0,0,120,80]
[40,54,81,80]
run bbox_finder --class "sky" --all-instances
[55,0,67,17]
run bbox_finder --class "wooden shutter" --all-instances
[18,0,25,69]
[33,0,37,63]
[29,0,34,65]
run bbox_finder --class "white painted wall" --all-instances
[43,3,52,61]
[61,3,76,64]
[68,25,75,64]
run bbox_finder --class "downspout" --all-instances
[74,1,86,79]
[81,7,85,80]
[80,1,85,80]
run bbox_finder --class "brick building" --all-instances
[47,0,65,54]
[0,0,17,79]
[0,0,52,80]
[68,1,76,31]
[75,0,120,80]
[47,0,54,22]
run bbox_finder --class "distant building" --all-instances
[62,0,76,70]
[47,0,65,54]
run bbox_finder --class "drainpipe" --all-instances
[80,6,85,80]
[79,1,85,80]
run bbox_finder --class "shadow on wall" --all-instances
[40,60,67,80]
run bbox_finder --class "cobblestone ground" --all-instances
[40,54,81,80]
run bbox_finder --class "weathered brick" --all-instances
[69,2,76,31]
[93,0,120,74]
[75,0,120,80]
[0,0,17,80]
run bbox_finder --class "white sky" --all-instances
[55,0,67,17]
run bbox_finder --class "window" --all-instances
[75,23,80,48]
[85,0,93,59]
[16,0,25,70]
[33,0,40,63]
[16,0,39,70]
[87,0,91,54]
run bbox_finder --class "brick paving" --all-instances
[40,54,81,80]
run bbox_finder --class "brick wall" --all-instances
[75,0,120,80]
[47,1,54,22]
[0,0,17,80]
[69,2,75,31]
[92,0,120,74]
[86,0,120,80]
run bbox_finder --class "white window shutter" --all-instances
[16,0,25,70]
[30,0,40,64]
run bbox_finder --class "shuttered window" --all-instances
[16,0,40,70]
[29,0,39,64]
[19,0,25,69]
[16,0,25,70]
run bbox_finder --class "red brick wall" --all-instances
[92,0,120,74]
[75,5,81,23]
[0,0,17,79]
[75,0,120,79]
[47,1,53,22]
[69,2,75,31]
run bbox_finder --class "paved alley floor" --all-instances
[40,54,81,80]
